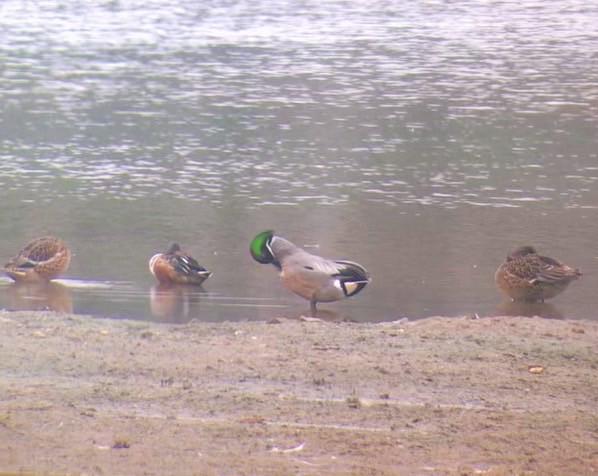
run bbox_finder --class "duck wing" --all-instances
[295,256,370,296]
[531,255,581,283]
[172,254,211,277]
[7,256,39,269]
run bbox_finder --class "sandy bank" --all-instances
[0,311,596,475]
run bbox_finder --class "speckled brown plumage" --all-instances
[4,236,71,283]
[495,246,582,302]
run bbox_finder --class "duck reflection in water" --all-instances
[496,300,564,320]
[150,283,207,323]
[5,281,73,313]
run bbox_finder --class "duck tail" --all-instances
[335,260,370,297]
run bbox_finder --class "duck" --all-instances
[250,230,370,312]
[4,236,71,283]
[149,242,212,286]
[494,245,582,302]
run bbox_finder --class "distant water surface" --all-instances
[0,0,596,322]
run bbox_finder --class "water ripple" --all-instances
[0,0,596,209]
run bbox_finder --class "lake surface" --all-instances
[0,0,596,322]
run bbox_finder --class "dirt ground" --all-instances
[0,310,596,476]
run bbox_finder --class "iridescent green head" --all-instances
[250,230,275,264]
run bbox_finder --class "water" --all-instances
[0,0,596,322]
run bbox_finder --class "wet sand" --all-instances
[0,310,596,475]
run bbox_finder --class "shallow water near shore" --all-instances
[0,0,596,322]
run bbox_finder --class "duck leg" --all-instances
[310,298,318,315]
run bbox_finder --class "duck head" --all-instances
[506,245,538,261]
[167,242,181,254]
[250,230,281,268]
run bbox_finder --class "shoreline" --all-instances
[0,310,596,475]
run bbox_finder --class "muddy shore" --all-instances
[0,310,596,475]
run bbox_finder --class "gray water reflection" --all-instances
[3,281,73,314]
[0,0,596,321]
